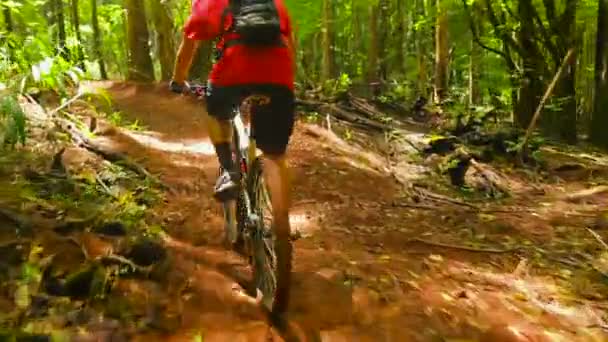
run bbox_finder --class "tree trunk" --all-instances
[513,0,543,128]
[591,0,608,147]
[53,0,69,60]
[367,3,379,95]
[377,0,389,81]
[415,0,427,97]
[434,0,449,103]
[70,0,86,70]
[394,0,406,76]
[579,21,595,126]
[541,0,577,143]
[468,2,482,106]
[320,0,334,81]
[125,0,154,81]
[468,38,481,106]
[150,0,175,80]
[2,4,12,32]
[351,0,362,78]
[91,0,107,79]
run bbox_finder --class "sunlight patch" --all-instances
[124,131,216,155]
[290,211,320,237]
[419,260,608,340]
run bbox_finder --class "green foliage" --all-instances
[0,95,27,147]
[322,72,352,96]
[28,57,85,95]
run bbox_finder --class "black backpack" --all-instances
[222,0,284,47]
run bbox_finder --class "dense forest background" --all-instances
[1,0,607,147]
[2,1,608,340]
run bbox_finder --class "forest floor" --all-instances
[1,81,608,341]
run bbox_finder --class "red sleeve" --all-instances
[275,0,292,36]
[183,0,227,41]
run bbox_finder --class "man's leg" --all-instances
[261,152,292,316]
[205,84,241,200]
[249,85,295,317]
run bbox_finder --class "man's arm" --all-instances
[172,34,200,84]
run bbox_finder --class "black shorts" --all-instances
[205,83,295,155]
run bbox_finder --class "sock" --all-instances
[215,143,234,172]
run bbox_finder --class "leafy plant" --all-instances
[27,56,85,96]
[0,95,27,147]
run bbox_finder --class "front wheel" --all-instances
[248,158,292,316]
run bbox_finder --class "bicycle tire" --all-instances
[247,157,292,315]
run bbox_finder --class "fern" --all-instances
[0,95,27,147]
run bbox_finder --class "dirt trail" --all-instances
[94,81,412,341]
[89,81,608,342]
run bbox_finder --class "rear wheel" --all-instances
[248,157,292,316]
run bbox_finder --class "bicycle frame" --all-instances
[223,106,262,245]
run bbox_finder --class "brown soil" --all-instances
[79,81,608,342]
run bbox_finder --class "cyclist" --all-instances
[168,0,296,322]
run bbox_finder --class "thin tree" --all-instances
[2,3,13,32]
[53,0,69,60]
[125,0,154,81]
[150,0,175,80]
[70,0,86,70]
[434,0,449,103]
[91,0,107,79]
[320,0,334,81]
[591,0,608,147]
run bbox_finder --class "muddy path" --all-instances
[88,81,608,342]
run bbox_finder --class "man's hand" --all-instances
[169,80,186,94]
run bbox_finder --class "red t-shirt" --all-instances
[183,0,294,90]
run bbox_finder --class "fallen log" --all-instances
[348,95,387,120]
[20,95,168,189]
[296,98,392,132]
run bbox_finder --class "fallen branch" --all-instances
[98,254,151,274]
[56,116,168,189]
[95,175,117,199]
[408,237,518,253]
[519,48,575,161]
[587,228,608,250]
[392,202,444,211]
[48,91,86,117]
[412,186,478,209]
[564,185,608,202]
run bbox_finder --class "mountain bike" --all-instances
[187,84,289,317]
